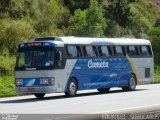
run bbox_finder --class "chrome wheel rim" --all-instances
[130,77,135,90]
[70,82,76,95]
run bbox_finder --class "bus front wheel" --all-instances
[65,78,77,97]
[34,93,45,99]
[122,75,136,91]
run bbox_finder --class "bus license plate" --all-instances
[28,87,35,92]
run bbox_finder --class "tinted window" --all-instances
[147,46,152,56]
[140,46,150,56]
[55,50,63,68]
[113,46,124,56]
[16,47,54,68]
[127,46,139,56]
[67,45,77,57]
[83,46,97,57]
[99,46,111,57]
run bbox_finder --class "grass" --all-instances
[0,76,17,97]
[154,65,160,83]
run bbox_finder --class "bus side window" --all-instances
[85,46,97,57]
[139,46,150,57]
[55,50,63,68]
[113,46,124,56]
[127,46,136,56]
[127,46,139,57]
[67,45,77,57]
[86,46,93,56]
[100,46,110,57]
[147,46,152,56]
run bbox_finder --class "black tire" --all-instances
[122,75,136,91]
[97,88,110,93]
[34,93,45,99]
[65,78,78,97]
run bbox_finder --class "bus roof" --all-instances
[29,36,151,46]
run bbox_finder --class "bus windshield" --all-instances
[16,47,55,69]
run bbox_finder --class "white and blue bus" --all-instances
[15,37,154,98]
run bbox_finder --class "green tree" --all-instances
[0,0,27,19]
[68,0,107,37]
[85,0,107,37]
[33,0,70,36]
[0,0,70,36]
[105,20,133,37]
[64,0,103,14]
[0,0,10,18]
[103,0,134,27]
[128,0,158,38]
[64,0,90,14]
[150,25,160,65]
[0,20,36,54]
[128,15,152,38]
[68,9,87,36]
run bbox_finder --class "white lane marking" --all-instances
[94,104,160,114]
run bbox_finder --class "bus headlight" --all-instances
[40,78,55,85]
[40,79,48,84]
[48,78,55,85]
[16,79,23,85]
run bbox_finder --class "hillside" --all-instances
[0,0,160,96]
[154,0,160,12]
[0,0,159,72]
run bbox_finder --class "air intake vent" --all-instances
[31,36,63,42]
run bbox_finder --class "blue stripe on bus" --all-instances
[65,57,133,91]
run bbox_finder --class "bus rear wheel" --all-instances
[97,88,110,93]
[65,78,77,97]
[34,93,45,99]
[122,75,136,91]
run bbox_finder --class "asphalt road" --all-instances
[0,84,160,120]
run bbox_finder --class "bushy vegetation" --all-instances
[150,24,160,65]
[0,56,16,75]
[154,65,160,83]
[68,0,107,36]
[0,76,16,97]
[0,0,160,96]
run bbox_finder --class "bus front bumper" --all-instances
[16,86,61,93]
